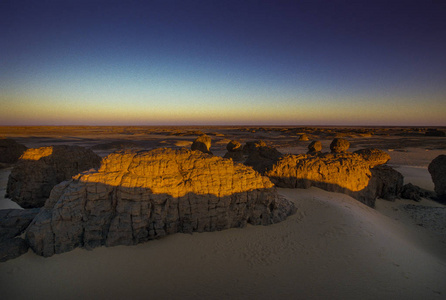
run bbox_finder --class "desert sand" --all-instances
[0,126,445,299]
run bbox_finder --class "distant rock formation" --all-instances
[425,129,445,137]
[354,148,390,167]
[26,148,296,257]
[428,155,446,202]
[191,134,212,154]
[307,141,322,154]
[0,139,27,163]
[223,140,244,161]
[0,208,40,262]
[299,134,309,141]
[6,145,101,208]
[330,138,350,153]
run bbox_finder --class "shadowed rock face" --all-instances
[191,134,212,154]
[428,155,446,202]
[0,139,27,163]
[6,145,101,208]
[26,148,296,257]
[223,140,244,161]
[307,141,322,154]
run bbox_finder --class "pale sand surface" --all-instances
[1,186,445,299]
[1,127,445,299]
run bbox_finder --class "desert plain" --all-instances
[0,125,445,299]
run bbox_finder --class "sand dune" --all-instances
[1,187,445,299]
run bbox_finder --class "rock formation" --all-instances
[6,145,102,208]
[244,146,283,174]
[0,138,27,163]
[223,140,244,161]
[299,134,309,141]
[26,148,296,257]
[0,208,40,262]
[354,148,390,167]
[265,152,376,206]
[428,155,446,202]
[401,183,435,202]
[425,129,445,137]
[307,141,322,154]
[330,138,350,153]
[369,165,403,201]
[191,134,212,154]
[243,140,267,154]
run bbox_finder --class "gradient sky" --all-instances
[1,0,446,126]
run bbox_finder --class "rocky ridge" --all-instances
[26,148,296,257]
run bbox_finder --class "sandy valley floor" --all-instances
[0,126,445,299]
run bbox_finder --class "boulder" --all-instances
[6,145,102,208]
[0,238,29,262]
[299,134,309,141]
[26,148,295,257]
[223,140,244,162]
[428,155,446,202]
[244,146,283,174]
[330,138,350,153]
[0,208,40,242]
[401,183,435,202]
[369,165,404,201]
[0,139,27,163]
[243,140,267,154]
[307,141,322,154]
[354,148,390,167]
[191,134,212,154]
[226,140,242,152]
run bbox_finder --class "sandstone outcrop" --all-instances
[307,141,322,154]
[191,134,212,154]
[0,208,40,242]
[0,139,27,163]
[243,140,267,154]
[244,146,283,174]
[369,165,403,201]
[330,138,350,153]
[0,208,40,262]
[428,155,446,202]
[6,145,102,208]
[354,148,390,167]
[223,140,244,161]
[265,152,376,206]
[26,148,295,257]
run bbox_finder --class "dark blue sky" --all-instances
[1,0,445,125]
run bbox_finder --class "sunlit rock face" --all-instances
[26,148,295,257]
[6,146,101,208]
[265,151,402,207]
[191,134,212,154]
[354,148,390,168]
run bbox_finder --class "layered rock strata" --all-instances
[6,145,102,208]
[26,148,295,257]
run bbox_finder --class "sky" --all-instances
[1,0,446,126]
